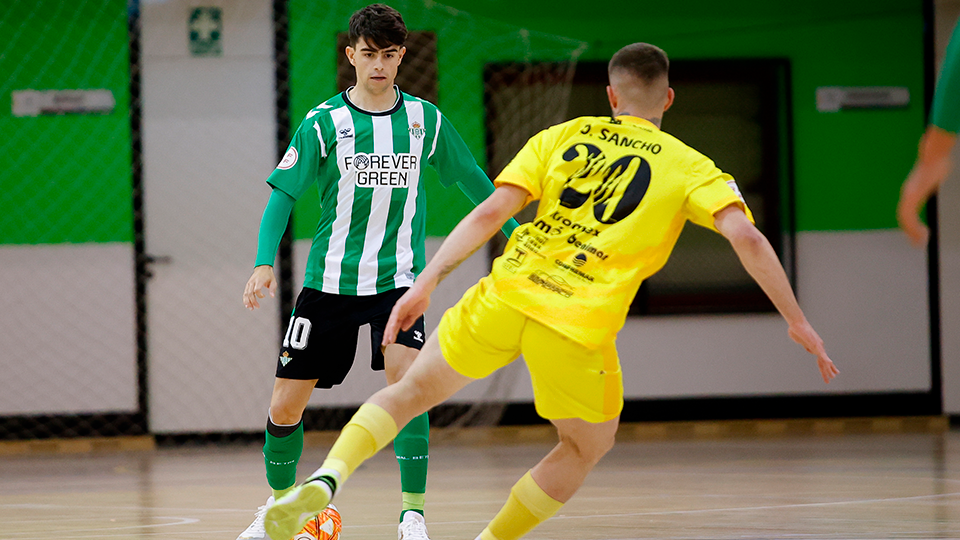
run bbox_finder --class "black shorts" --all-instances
[276,287,426,388]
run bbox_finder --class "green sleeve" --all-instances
[430,112,520,237]
[429,112,481,187]
[456,164,521,238]
[267,116,323,199]
[254,189,296,267]
[932,20,960,133]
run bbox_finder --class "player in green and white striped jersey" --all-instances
[267,74,495,295]
[239,5,518,540]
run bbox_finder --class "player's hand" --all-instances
[897,127,956,246]
[787,320,839,384]
[243,265,277,310]
[383,284,432,346]
[897,164,938,247]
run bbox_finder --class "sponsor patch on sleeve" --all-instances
[726,179,745,202]
[277,147,298,170]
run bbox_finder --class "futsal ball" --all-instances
[294,504,342,540]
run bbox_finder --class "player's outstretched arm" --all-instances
[713,205,839,383]
[897,126,956,246]
[383,184,530,345]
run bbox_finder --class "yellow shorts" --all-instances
[437,279,623,423]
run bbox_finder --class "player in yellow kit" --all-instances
[262,42,839,540]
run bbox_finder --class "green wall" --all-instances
[0,0,133,245]
[1,1,923,245]
[289,0,925,236]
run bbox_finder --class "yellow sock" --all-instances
[317,403,399,483]
[478,471,563,540]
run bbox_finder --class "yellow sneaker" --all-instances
[265,478,335,540]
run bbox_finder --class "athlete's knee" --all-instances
[384,359,410,385]
[269,401,305,425]
[387,374,440,415]
[595,430,616,457]
[384,344,418,384]
[559,429,614,465]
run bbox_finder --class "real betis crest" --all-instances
[408,121,425,140]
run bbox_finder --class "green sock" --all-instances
[263,418,304,497]
[394,412,429,517]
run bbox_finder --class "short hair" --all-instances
[348,4,408,49]
[608,43,669,84]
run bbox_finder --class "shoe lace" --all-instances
[399,517,429,540]
[242,503,269,536]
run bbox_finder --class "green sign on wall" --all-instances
[189,7,222,57]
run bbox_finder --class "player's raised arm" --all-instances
[713,204,839,384]
[383,184,530,345]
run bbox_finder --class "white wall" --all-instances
[617,231,929,398]
[937,0,960,414]
[140,0,279,433]
[0,244,137,415]
[941,143,960,413]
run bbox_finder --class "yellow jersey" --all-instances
[486,115,753,348]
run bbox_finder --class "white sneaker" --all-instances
[398,512,430,540]
[238,496,274,540]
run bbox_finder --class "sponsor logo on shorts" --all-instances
[413,330,424,343]
[528,271,574,297]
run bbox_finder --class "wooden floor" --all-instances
[4,424,960,540]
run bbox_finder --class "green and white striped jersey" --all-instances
[267,86,482,296]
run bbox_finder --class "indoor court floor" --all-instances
[3,422,960,540]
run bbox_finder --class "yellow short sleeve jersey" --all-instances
[487,115,753,348]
